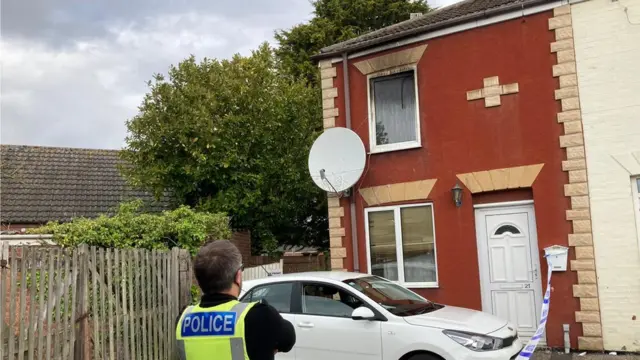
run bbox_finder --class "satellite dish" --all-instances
[308,127,366,193]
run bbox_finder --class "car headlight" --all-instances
[443,330,504,351]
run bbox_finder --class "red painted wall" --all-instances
[332,11,580,348]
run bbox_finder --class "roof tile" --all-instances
[318,0,550,57]
[1,145,171,224]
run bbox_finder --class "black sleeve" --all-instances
[244,301,296,360]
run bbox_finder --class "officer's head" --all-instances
[193,240,244,296]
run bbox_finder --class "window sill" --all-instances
[369,142,421,155]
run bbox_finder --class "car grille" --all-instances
[502,331,518,347]
[502,333,518,347]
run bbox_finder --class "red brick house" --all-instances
[313,0,601,351]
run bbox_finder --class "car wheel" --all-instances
[407,353,442,360]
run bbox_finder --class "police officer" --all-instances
[176,240,296,360]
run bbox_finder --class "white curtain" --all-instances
[368,206,437,284]
[368,210,398,281]
[401,206,436,283]
[371,71,417,146]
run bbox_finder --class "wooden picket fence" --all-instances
[0,244,193,360]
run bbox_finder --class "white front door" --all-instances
[474,202,544,342]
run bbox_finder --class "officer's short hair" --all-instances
[193,240,242,294]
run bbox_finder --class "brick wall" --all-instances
[230,231,251,263]
[249,254,328,273]
[572,0,640,351]
[282,254,328,273]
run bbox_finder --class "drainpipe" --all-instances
[342,52,360,272]
[563,324,570,353]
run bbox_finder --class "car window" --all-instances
[301,283,363,318]
[241,282,293,313]
[344,276,442,316]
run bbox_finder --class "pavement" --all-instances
[531,351,640,360]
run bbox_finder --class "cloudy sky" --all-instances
[1,0,460,150]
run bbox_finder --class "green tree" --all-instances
[120,44,328,250]
[275,0,431,84]
[29,200,230,254]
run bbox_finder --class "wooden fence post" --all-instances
[74,244,90,360]
[177,250,193,310]
[170,248,180,315]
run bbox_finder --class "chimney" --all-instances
[410,13,423,19]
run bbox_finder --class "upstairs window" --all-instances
[368,68,421,153]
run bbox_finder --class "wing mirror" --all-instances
[351,306,376,320]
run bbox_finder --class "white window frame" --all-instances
[367,65,422,154]
[364,202,438,288]
[632,176,640,253]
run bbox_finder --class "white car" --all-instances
[239,271,524,360]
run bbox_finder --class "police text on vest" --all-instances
[181,311,237,337]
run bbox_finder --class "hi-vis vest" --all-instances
[175,300,257,360]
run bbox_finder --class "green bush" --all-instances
[28,200,231,254]
[190,285,201,305]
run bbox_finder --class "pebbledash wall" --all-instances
[570,0,640,352]
[318,6,607,350]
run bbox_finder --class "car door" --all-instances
[240,282,296,360]
[292,281,383,360]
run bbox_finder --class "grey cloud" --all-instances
[1,0,313,47]
[1,0,313,149]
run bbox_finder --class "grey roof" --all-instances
[316,0,550,58]
[0,145,171,224]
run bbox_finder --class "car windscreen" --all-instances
[343,276,442,317]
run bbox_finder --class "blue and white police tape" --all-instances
[515,256,553,360]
